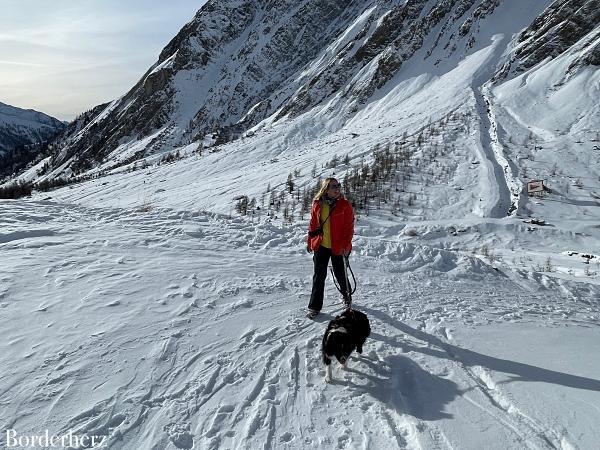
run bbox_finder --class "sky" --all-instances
[0,0,207,121]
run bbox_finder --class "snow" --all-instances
[0,103,60,132]
[1,199,599,449]
[0,102,64,155]
[297,4,378,81]
[149,52,178,77]
[2,1,600,448]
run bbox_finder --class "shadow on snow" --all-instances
[365,307,600,393]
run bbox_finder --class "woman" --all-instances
[306,177,355,319]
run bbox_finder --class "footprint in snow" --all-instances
[280,432,294,443]
[230,297,253,310]
[205,404,236,438]
[252,326,278,343]
[169,430,194,449]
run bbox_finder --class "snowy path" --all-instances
[470,36,517,219]
[480,84,523,216]
[2,200,600,449]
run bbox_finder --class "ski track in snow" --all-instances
[1,200,599,449]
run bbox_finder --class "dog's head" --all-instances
[323,327,354,365]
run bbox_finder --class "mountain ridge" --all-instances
[0,102,66,179]
[6,0,599,207]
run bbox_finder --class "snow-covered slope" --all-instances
[0,102,65,177]
[0,102,64,155]
[1,199,599,449]
[2,59,599,446]
[1,0,599,448]
[25,0,598,183]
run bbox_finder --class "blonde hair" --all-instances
[313,177,339,201]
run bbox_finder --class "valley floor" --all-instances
[1,200,599,449]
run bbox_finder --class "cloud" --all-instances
[0,60,45,67]
[0,0,206,121]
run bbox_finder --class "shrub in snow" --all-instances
[404,228,418,237]
[0,181,33,199]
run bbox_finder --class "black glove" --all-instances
[306,245,312,253]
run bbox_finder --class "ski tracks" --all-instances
[462,365,570,449]
[166,313,317,450]
[3,201,596,449]
[371,303,572,450]
[120,303,430,450]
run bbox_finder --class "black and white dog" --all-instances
[322,309,371,382]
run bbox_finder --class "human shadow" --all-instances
[364,307,600,392]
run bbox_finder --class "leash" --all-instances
[330,255,356,304]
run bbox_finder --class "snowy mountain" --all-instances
[0,102,65,177]
[24,0,598,181]
[1,0,600,449]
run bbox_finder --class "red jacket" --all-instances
[307,196,354,255]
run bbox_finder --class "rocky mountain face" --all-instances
[0,102,65,178]
[46,0,371,175]
[32,0,599,179]
[494,0,600,81]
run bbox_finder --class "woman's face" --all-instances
[327,180,341,199]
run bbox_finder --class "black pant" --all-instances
[308,246,350,311]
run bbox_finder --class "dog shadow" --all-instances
[363,307,600,392]
[345,354,457,420]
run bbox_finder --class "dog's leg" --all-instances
[323,353,333,382]
[357,341,364,354]
[357,336,367,354]
[325,363,332,383]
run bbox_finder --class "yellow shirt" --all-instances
[320,202,331,249]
